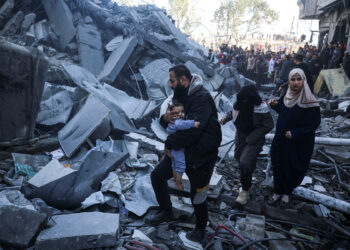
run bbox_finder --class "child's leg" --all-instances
[170,149,186,174]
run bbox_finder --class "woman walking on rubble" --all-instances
[268,68,320,208]
[221,85,274,205]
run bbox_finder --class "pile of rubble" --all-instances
[0,0,350,249]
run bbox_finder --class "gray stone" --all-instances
[21,13,36,34]
[265,231,296,250]
[28,159,75,187]
[36,212,119,250]
[41,0,76,49]
[58,95,111,157]
[0,40,47,141]
[99,36,138,83]
[77,23,104,75]
[0,0,14,27]
[236,214,265,241]
[0,190,46,248]
[1,10,24,36]
[171,196,194,218]
[34,19,49,41]
[105,36,124,52]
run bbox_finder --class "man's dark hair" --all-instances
[294,54,303,62]
[169,65,192,81]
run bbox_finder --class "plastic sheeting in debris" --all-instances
[124,174,158,216]
[12,153,51,177]
[58,94,111,157]
[63,64,138,133]
[27,151,129,210]
[140,58,173,101]
[101,172,122,195]
[36,82,75,126]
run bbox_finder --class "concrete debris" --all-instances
[77,22,104,75]
[99,36,138,83]
[0,0,350,248]
[0,190,46,248]
[40,0,76,49]
[58,94,111,157]
[0,40,47,142]
[36,212,119,249]
[28,159,75,187]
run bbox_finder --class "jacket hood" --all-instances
[188,73,203,96]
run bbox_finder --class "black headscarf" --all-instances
[234,85,262,135]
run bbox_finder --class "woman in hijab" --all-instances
[268,68,320,207]
[221,85,273,205]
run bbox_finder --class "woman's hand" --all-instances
[285,131,292,139]
[268,99,278,106]
[220,117,226,125]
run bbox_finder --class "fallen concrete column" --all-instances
[293,186,350,214]
[99,36,138,83]
[41,0,76,49]
[0,0,14,27]
[265,134,350,146]
[0,40,48,142]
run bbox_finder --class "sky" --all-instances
[113,0,319,43]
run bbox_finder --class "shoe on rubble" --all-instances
[235,190,250,205]
[144,209,174,225]
[186,229,206,243]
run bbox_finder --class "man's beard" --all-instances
[173,82,187,100]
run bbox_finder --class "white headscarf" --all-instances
[284,68,319,108]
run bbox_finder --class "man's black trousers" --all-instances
[151,155,215,229]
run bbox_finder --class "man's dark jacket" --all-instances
[279,59,293,82]
[160,74,222,168]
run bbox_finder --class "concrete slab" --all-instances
[77,23,104,75]
[58,95,111,157]
[265,231,297,250]
[0,0,14,26]
[1,8,22,36]
[41,0,76,49]
[105,35,124,51]
[0,190,46,248]
[28,159,75,187]
[99,36,138,83]
[125,133,164,154]
[0,40,47,142]
[36,212,119,250]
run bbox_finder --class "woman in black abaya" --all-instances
[268,68,320,207]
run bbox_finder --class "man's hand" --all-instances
[172,169,184,191]
[268,99,278,106]
[164,104,180,124]
[219,117,226,125]
[194,121,200,128]
[285,131,292,139]
[164,146,172,158]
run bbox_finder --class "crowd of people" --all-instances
[208,41,350,93]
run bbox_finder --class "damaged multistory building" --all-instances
[298,0,350,49]
[0,0,350,249]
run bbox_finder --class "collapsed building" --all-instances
[0,0,350,249]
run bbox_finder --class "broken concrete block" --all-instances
[178,231,202,250]
[27,150,129,210]
[139,58,174,100]
[1,10,23,36]
[36,212,119,250]
[105,35,124,51]
[0,0,14,27]
[28,159,75,187]
[101,171,122,195]
[77,23,104,75]
[41,0,76,49]
[125,133,164,154]
[265,231,297,250]
[236,214,265,241]
[99,36,138,83]
[0,40,48,142]
[34,19,49,41]
[58,95,111,157]
[81,191,106,209]
[0,190,46,248]
[63,64,138,134]
[21,13,36,34]
[301,176,313,186]
[171,196,194,218]
[132,229,152,243]
[314,184,326,193]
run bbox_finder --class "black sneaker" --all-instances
[144,209,174,225]
[186,229,206,243]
